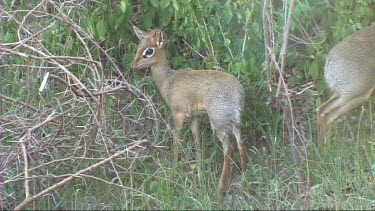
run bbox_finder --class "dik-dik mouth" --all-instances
[133,62,147,69]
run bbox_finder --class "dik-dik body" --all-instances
[132,26,247,194]
[317,24,375,143]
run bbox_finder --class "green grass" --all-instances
[1,69,373,209]
[8,106,373,210]
[1,59,373,211]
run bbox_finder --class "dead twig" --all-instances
[14,139,148,210]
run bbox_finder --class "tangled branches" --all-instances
[0,1,167,209]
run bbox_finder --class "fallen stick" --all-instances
[14,139,148,210]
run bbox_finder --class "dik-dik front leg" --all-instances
[190,116,202,185]
[172,112,186,167]
[190,116,201,162]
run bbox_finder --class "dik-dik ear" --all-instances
[153,29,164,49]
[133,25,147,40]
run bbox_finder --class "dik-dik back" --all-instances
[132,26,247,194]
[317,24,375,143]
[133,29,244,118]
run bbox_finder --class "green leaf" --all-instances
[120,0,127,13]
[172,0,179,11]
[251,22,260,34]
[161,0,171,9]
[316,79,327,94]
[223,7,233,23]
[309,61,320,80]
[97,19,107,38]
[89,10,98,36]
[67,39,75,52]
[162,6,173,26]
[143,8,154,29]
[150,181,158,192]
[224,38,231,47]
[149,0,159,8]
[355,22,362,30]
[114,13,126,30]
[4,31,14,42]
[223,55,231,63]
[245,7,251,20]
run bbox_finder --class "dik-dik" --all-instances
[132,26,247,194]
[317,24,375,144]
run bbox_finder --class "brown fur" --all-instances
[133,26,248,194]
[317,24,375,144]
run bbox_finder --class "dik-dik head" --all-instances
[133,26,164,69]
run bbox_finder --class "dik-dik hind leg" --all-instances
[318,93,371,146]
[325,94,372,127]
[217,131,234,195]
[190,116,202,185]
[233,126,247,179]
[317,94,340,146]
[172,112,186,167]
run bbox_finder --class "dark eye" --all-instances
[142,48,154,58]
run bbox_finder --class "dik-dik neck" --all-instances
[150,51,175,103]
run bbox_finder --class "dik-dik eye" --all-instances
[142,48,155,58]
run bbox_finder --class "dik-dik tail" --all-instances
[317,24,375,144]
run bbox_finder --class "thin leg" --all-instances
[317,90,373,145]
[172,112,186,167]
[190,116,200,161]
[317,94,340,146]
[317,94,340,119]
[317,109,329,147]
[325,95,370,126]
[190,116,202,186]
[217,131,234,194]
[233,126,247,180]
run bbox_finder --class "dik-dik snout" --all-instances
[132,25,248,194]
[317,24,375,144]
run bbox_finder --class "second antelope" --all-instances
[132,26,248,194]
[317,24,375,144]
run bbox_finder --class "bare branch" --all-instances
[14,139,148,210]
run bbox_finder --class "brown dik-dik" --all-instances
[317,24,375,144]
[132,26,247,194]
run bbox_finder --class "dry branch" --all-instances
[262,0,312,206]
[14,139,148,210]
[0,2,166,209]
[0,93,39,113]
[262,0,272,92]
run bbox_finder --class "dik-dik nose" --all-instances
[132,59,140,69]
